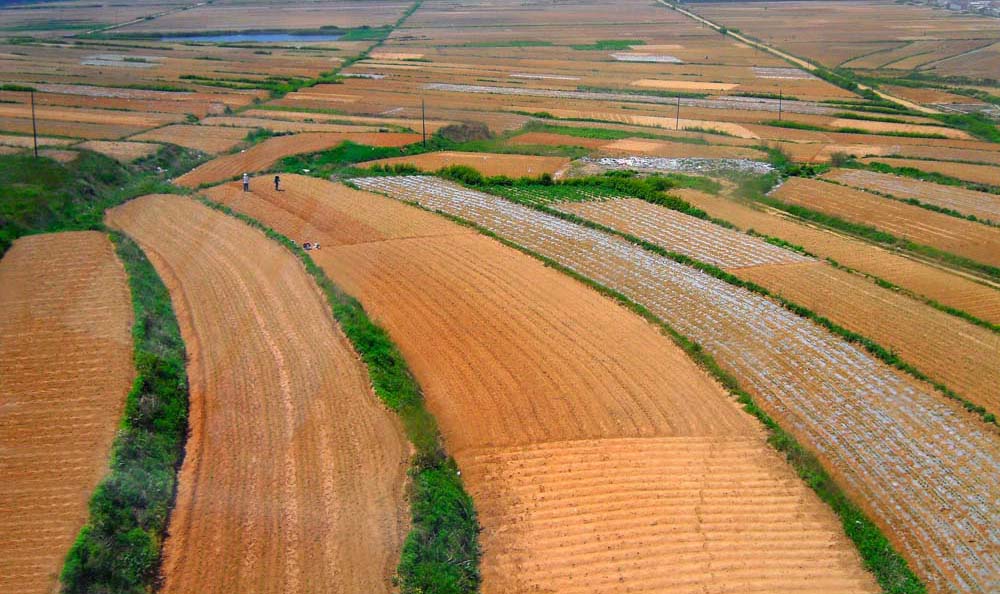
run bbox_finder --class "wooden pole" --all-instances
[31,90,38,158]
[675,96,680,130]
[778,88,782,121]
[421,98,427,147]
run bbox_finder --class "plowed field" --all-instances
[206,175,876,594]
[77,140,160,162]
[559,198,812,269]
[508,132,607,149]
[858,158,1000,188]
[772,177,1000,268]
[676,189,1000,324]
[562,197,1000,413]
[175,132,420,187]
[822,168,1000,222]
[359,151,570,178]
[105,195,409,594]
[598,138,764,159]
[827,118,971,139]
[356,175,1000,594]
[0,231,133,594]
[130,124,253,154]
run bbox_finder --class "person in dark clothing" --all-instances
[242,172,249,192]
[274,175,281,191]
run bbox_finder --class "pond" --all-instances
[162,32,342,42]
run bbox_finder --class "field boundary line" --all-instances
[195,194,481,594]
[349,179,926,594]
[60,232,191,592]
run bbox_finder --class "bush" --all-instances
[437,122,492,143]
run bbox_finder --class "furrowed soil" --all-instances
[773,177,1000,268]
[676,189,1000,325]
[859,158,1000,188]
[355,175,1000,594]
[76,140,160,162]
[205,175,877,594]
[359,151,571,178]
[105,195,409,594]
[0,231,133,594]
[130,124,254,154]
[174,132,421,188]
[822,168,1000,223]
[563,197,1000,414]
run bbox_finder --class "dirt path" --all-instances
[106,195,410,594]
[657,0,941,114]
[207,175,878,594]
[0,231,133,594]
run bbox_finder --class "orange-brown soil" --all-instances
[359,150,571,178]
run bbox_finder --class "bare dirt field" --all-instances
[507,131,608,149]
[205,174,877,594]
[356,175,1000,594]
[77,140,161,162]
[773,177,1000,268]
[599,138,765,159]
[359,151,570,178]
[858,158,1000,188]
[130,124,253,154]
[174,131,421,187]
[0,231,133,594]
[827,118,970,139]
[823,168,1000,222]
[676,189,1000,325]
[105,195,410,594]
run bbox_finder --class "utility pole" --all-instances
[675,96,680,130]
[778,87,783,121]
[421,98,427,147]
[30,90,38,158]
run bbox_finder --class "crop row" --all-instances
[353,175,1000,594]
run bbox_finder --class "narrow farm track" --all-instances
[173,131,421,188]
[0,232,133,594]
[105,195,410,594]
[205,175,878,594]
[355,176,1000,594]
[562,198,1000,416]
[675,189,1000,324]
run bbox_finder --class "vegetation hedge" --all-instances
[61,232,189,594]
[197,198,481,594]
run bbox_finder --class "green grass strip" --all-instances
[374,187,926,594]
[196,197,481,594]
[61,231,190,593]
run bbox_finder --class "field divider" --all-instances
[440,174,998,427]
[60,232,190,593]
[195,195,481,594]
[349,179,925,594]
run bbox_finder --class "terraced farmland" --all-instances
[354,175,1000,594]
[772,177,1000,268]
[0,232,133,594]
[174,132,421,187]
[822,168,1000,222]
[205,175,877,594]
[561,197,1000,414]
[106,195,410,594]
[675,189,1000,325]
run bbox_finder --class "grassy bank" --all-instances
[61,232,189,593]
[0,146,199,256]
[197,198,481,594]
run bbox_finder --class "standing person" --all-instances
[274,175,281,191]
[242,172,250,192]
